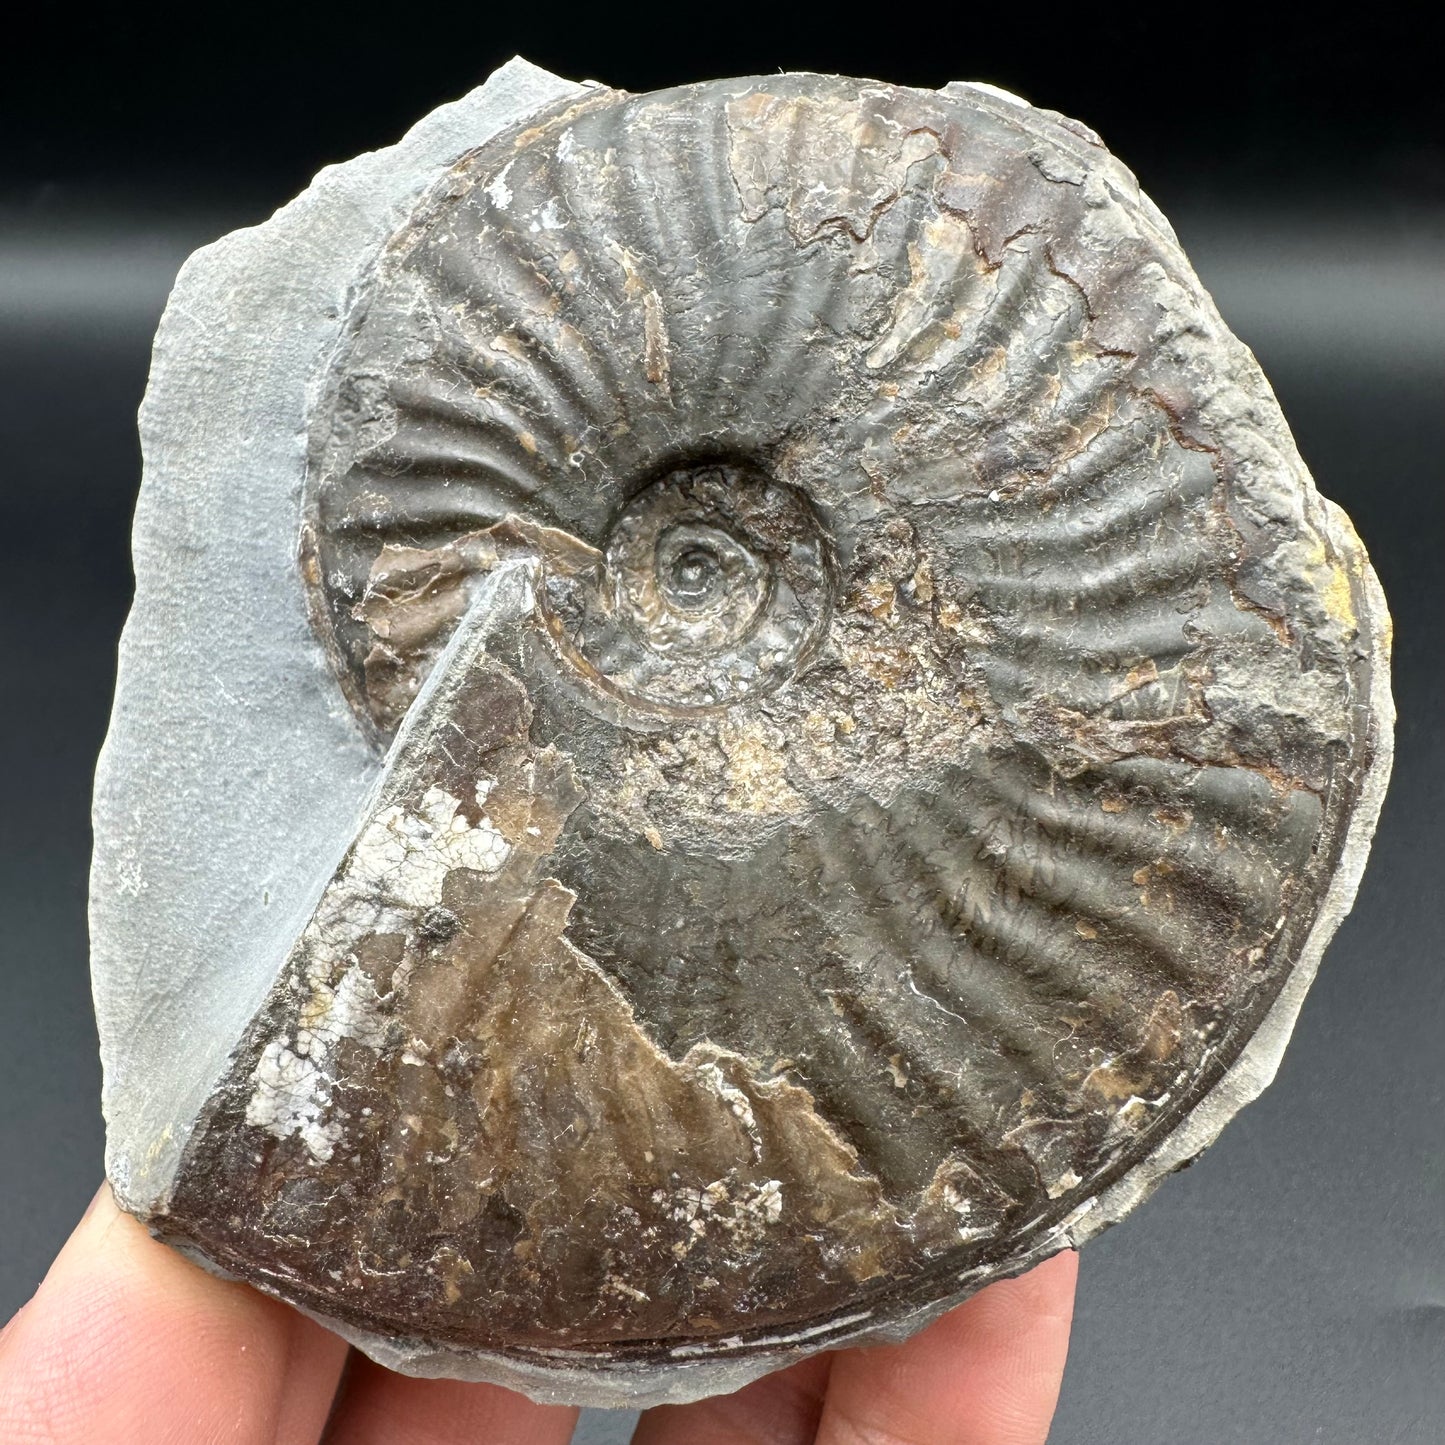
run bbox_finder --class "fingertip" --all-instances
[320,1357,580,1445]
[814,1249,1079,1445]
[0,1182,348,1445]
[632,1351,832,1445]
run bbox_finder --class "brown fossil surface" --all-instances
[103,65,1391,1404]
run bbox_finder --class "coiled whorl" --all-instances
[264,73,1388,1362]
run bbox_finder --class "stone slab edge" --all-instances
[90,58,590,1215]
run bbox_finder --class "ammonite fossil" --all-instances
[91,60,1392,1405]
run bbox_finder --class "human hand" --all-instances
[0,1185,1076,1444]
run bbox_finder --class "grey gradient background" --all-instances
[2,9,1441,1442]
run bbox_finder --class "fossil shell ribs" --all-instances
[153,74,1388,1383]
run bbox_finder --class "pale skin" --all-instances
[0,1186,1077,1445]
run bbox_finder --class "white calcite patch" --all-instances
[243,785,512,1161]
[347,787,510,913]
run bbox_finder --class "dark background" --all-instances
[3,8,1441,1442]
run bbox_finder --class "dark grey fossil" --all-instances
[90,61,1393,1405]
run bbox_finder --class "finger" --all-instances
[321,1354,579,1445]
[813,1248,1078,1445]
[632,1352,832,1445]
[0,1183,349,1445]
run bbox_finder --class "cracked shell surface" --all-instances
[135,72,1389,1401]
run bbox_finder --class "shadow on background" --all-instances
[2,15,1442,1443]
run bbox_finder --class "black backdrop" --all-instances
[3,8,1441,1442]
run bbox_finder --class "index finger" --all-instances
[0,1184,348,1445]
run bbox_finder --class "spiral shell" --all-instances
[154,72,1389,1400]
